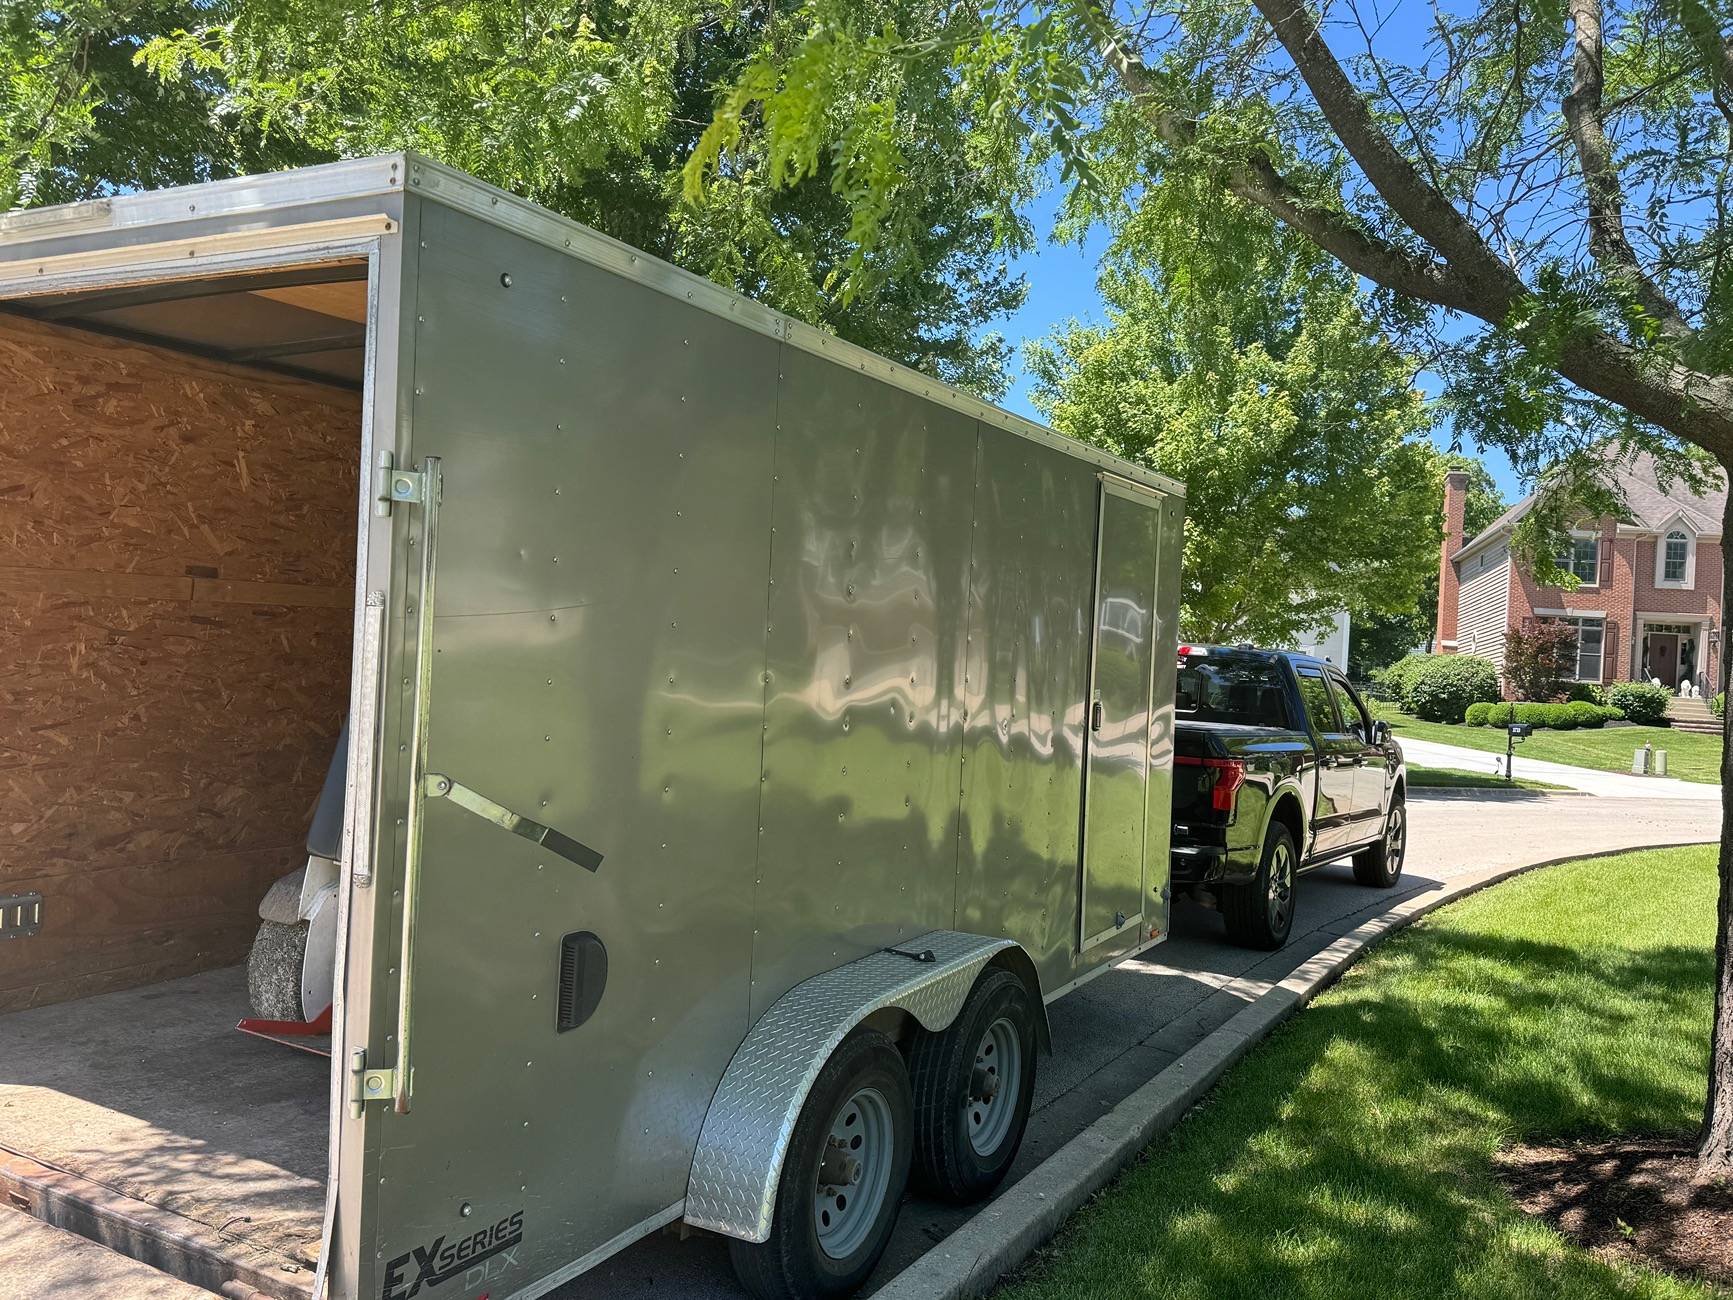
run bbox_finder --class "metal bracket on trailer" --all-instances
[683,930,1037,1243]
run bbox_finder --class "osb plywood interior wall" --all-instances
[0,312,360,1013]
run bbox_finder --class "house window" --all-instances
[1662,530,1690,585]
[1558,534,1599,584]
[1560,616,1605,681]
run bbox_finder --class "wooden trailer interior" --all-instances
[0,264,370,1294]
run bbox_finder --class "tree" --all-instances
[2,0,1026,394]
[688,0,1733,1176]
[1026,213,1440,647]
[1504,618,1582,701]
[1352,452,1506,675]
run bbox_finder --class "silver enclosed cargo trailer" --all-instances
[0,155,1183,1300]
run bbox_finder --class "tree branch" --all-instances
[1672,0,1733,112]
[1074,0,1487,313]
[1250,0,1526,305]
[1069,0,1733,457]
[1562,0,1693,339]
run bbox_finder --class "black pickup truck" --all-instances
[1170,646,1407,950]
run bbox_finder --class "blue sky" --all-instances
[992,191,1533,508]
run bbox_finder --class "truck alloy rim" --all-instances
[1267,840,1295,932]
[814,1086,895,1259]
[964,1016,1023,1156]
[1386,805,1406,877]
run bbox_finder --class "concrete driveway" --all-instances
[554,790,1720,1299]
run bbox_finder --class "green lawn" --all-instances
[1370,700,1725,785]
[1407,764,1568,791]
[998,845,1719,1300]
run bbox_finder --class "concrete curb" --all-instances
[871,838,1719,1300]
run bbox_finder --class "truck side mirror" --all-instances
[1372,720,1391,744]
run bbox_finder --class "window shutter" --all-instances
[1599,543,1613,588]
[1601,622,1619,684]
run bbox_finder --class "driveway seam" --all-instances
[868,838,1718,1300]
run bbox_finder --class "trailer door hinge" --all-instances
[349,1049,399,1115]
[375,452,433,516]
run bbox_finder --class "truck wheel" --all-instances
[1353,796,1406,888]
[729,1029,913,1300]
[1222,822,1297,950]
[908,968,1037,1203]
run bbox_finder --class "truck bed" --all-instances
[0,966,327,1291]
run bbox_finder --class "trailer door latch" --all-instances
[423,773,604,872]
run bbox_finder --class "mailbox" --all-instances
[1507,722,1533,738]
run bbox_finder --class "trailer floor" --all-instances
[0,1205,217,1300]
[0,966,328,1272]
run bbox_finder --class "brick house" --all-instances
[1436,452,1726,695]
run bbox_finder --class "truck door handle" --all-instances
[1091,700,1104,732]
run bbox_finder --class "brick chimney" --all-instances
[1436,470,1468,653]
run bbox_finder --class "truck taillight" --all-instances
[1210,759,1246,812]
[1175,755,1247,812]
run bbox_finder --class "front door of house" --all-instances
[1649,633,1680,687]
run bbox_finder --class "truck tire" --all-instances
[1353,795,1406,888]
[1222,822,1297,950]
[908,968,1037,1203]
[729,1029,913,1300]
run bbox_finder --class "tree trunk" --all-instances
[1703,484,1733,1178]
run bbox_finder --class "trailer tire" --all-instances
[1222,822,1297,950]
[1353,794,1406,888]
[907,968,1036,1203]
[728,1029,913,1300]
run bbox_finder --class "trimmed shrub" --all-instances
[1606,681,1671,726]
[1715,691,1726,719]
[1486,701,1516,726]
[1566,681,1607,706]
[1373,652,1433,713]
[1463,702,1492,727]
[1565,701,1615,728]
[1513,701,1549,727]
[1546,702,1578,730]
[1407,654,1500,722]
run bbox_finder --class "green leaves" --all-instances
[1028,207,1442,646]
[3,0,1024,395]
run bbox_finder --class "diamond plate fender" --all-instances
[684,930,1037,1242]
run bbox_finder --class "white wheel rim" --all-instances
[963,1016,1023,1157]
[813,1085,895,1260]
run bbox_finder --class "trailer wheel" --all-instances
[907,968,1036,1203]
[1222,822,1297,950]
[1353,795,1406,888]
[728,1029,913,1300]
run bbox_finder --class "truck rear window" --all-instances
[1176,654,1290,728]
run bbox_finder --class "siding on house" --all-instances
[1457,543,1510,670]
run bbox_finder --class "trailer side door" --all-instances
[1078,478,1164,952]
